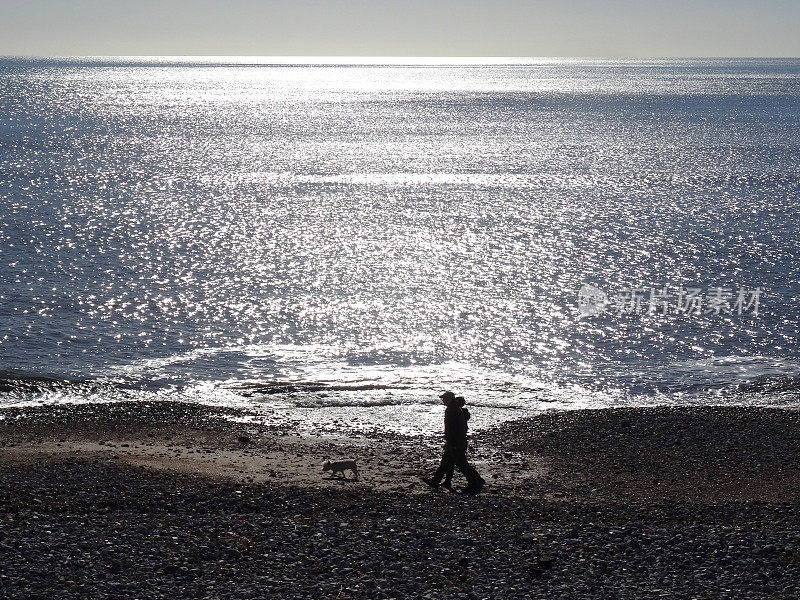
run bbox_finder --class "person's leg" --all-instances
[425,445,453,487]
[444,440,468,488]
[442,460,454,489]
[452,445,483,491]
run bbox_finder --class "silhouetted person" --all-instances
[423,391,484,494]
[441,396,469,489]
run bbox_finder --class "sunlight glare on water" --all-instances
[1,57,800,431]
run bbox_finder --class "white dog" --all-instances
[322,459,359,480]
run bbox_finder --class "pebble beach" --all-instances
[2,402,800,599]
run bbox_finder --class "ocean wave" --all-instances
[733,374,800,395]
[223,380,400,397]
[291,396,404,408]
[0,371,171,405]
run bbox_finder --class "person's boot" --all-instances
[421,477,440,489]
[461,478,485,495]
[441,480,453,491]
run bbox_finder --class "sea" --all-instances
[1,57,799,435]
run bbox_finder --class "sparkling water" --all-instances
[1,57,799,432]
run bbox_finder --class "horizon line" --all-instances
[2,55,800,62]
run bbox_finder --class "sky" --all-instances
[0,0,799,58]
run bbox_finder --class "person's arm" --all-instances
[444,406,459,443]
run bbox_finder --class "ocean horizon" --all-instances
[1,56,799,434]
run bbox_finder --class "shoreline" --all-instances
[2,402,800,597]
[2,401,800,500]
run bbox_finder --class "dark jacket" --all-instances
[444,404,467,446]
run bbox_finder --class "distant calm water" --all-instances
[1,57,799,433]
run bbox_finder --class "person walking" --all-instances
[423,391,485,494]
[441,396,469,489]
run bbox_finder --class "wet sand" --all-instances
[2,402,800,598]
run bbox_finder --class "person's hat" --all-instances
[439,391,456,402]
